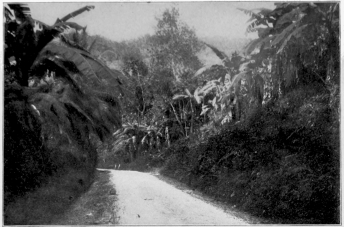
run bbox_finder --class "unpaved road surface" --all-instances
[110,170,249,225]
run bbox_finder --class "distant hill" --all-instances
[86,34,147,71]
[86,34,251,72]
[200,36,251,57]
[195,47,222,68]
[196,36,251,68]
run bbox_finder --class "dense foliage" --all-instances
[162,83,339,223]
[158,3,340,224]
[4,4,122,224]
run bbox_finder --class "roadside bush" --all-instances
[4,86,99,224]
[4,89,54,202]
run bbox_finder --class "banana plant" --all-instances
[194,66,264,125]
[111,123,166,162]
[5,3,123,140]
[172,88,198,135]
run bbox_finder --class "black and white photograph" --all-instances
[3,1,340,225]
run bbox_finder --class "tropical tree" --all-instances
[240,3,339,98]
[149,7,202,83]
[171,88,201,136]
[127,7,204,144]
[120,49,151,122]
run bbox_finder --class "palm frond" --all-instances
[274,6,306,30]
[197,80,219,96]
[246,20,269,34]
[194,87,202,104]
[194,66,209,77]
[244,35,275,56]
[244,39,263,55]
[57,5,95,23]
[28,77,121,141]
[204,43,230,64]
[4,5,14,21]
[29,37,124,140]
[238,8,273,33]
[250,27,272,38]
[277,24,308,54]
[172,94,189,100]
[271,20,301,47]
[35,38,123,97]
[8,3,31,22]
[54,21,86,32]
[231,72,247,92]
[238,8,271,18]
[185,88,192,97]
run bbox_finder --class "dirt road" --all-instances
[109,169,249,225]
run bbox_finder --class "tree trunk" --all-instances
[169,102,184,136]
[165,127,171,148]
[190,99,194,134]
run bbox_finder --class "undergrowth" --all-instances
[4,169,94,224]
[159,84,340,224]
[97,150,164,172]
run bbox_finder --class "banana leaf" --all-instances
[35,37,123,97]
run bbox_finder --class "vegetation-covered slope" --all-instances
[4,4,122,224]
[161,82,339,223]
[159,3,340,224]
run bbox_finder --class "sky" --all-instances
[28,2,275,42]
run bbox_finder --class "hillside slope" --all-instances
[160,83,340,224]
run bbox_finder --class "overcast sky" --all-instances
[28,2,275,42]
